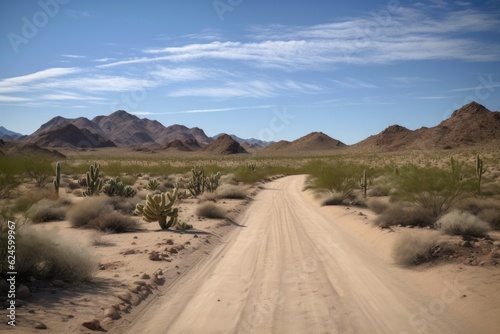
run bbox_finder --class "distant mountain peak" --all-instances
[450,101,489,119]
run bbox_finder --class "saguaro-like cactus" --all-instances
[476,154,485,195]
[359,169,367,199]
[83,162,103,197]
[135,189,179,229]
[54,162,61,196]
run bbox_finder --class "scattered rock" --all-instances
[185,241,191,245]
[17,285,30,299]
[169,247,178,254]
[133,236,138,239]
[33,321,47,329]
[82,319,105,331]
[149,251,161,261]
[156,269,163,276]
[115,291,132,304]
[140,273,150,280]
[28,309,36,314]
[104,308,120,320]
[122,249,136,255]
[166,239,174,245]
[194,235,198,238]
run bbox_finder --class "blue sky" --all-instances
[0,0,499,144]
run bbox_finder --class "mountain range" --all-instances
[1,102,499,155]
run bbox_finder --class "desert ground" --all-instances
[1,147,500,334]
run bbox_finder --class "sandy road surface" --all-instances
[122,175,474,334]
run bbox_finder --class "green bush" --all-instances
[436,210,491,237]
[391,164,471,217]
[392,230,440,266]
[24,157,53,188]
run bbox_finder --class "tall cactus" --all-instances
[54,162,61,196]
[135,189,179,229]
[359,169,367,199]
[83,162,103,197]
[475,154,485,195]
[205,172,221,193]
[187,166,205,197]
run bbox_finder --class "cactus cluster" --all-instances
[147,178,160,191]
[83,162,103,197]
[135,189,179,229]
[247,162,257,173]
[187,166,221,197]
[476,154,485,195]
[102,177,136,197]
[54,162,61,196]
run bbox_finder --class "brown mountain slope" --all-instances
[0,140,66,159]
[202,134,247,155]
[33,124,116,148]
[354,102,500,151]
[263,132,345,153]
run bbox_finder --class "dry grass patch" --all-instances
[435,210,491,237]
[15,226,98,281]
[27,198,71,223]
[367,198,390,214]
[392,230,440,266]
[67,197,140,233]
[375,204,435,228]
[196,202,227,219]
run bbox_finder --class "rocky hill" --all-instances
[264,132,346,153]
[202,134,248,155]
[355,102,500,151]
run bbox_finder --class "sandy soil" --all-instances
[113,175,500,334]
[3,175,499,333]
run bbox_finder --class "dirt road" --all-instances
[122,175,474,334]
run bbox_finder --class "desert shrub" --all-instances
[67,197,139,232]
[12,188,56,213]
[7,225,98,281]
[24,157,53,188]
[392,230,440,266]
[479,208,500,230]
[436,210,491,237]
[391,164,471,216]
[106,196,142,215]
[458,198,500,230]
[91,211,140,233]
[196,203,227,219]
[368,198,390,214]
[0,173,20,199]
[213,184,247,199]
[375,204,435,228]
[321,192,347,206]
[27,198,69,223]
[68,181,80,190]
[90,232,116,247]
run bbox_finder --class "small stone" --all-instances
[33,322,47,330]
[177,245,185,250]
[133,236,138,239]
[156,269,163,276]
[140,273,150,280]
[51,279,65,287]
[82,319,104,331]
[123,249,136,255]
[17,284,30,299]
[169,247,178,254]
[134,280,147,286]
[131,242,137,245]
[116,291,132,304]
[185,241,191,245]
[104,307,120,320]
[28,309,36,314]
[166,239,174,245]
[194,235,198,238]
[149,251,161,261]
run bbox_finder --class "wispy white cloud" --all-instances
[332,78,378,89]
[35,75,159,93]
[168,80,321,98]
[39,92,108,101]
[133,104,274,115]
[0,95,31,102]
[455,1,471,6]
[0,67,82,93]
[61,54,86,59]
